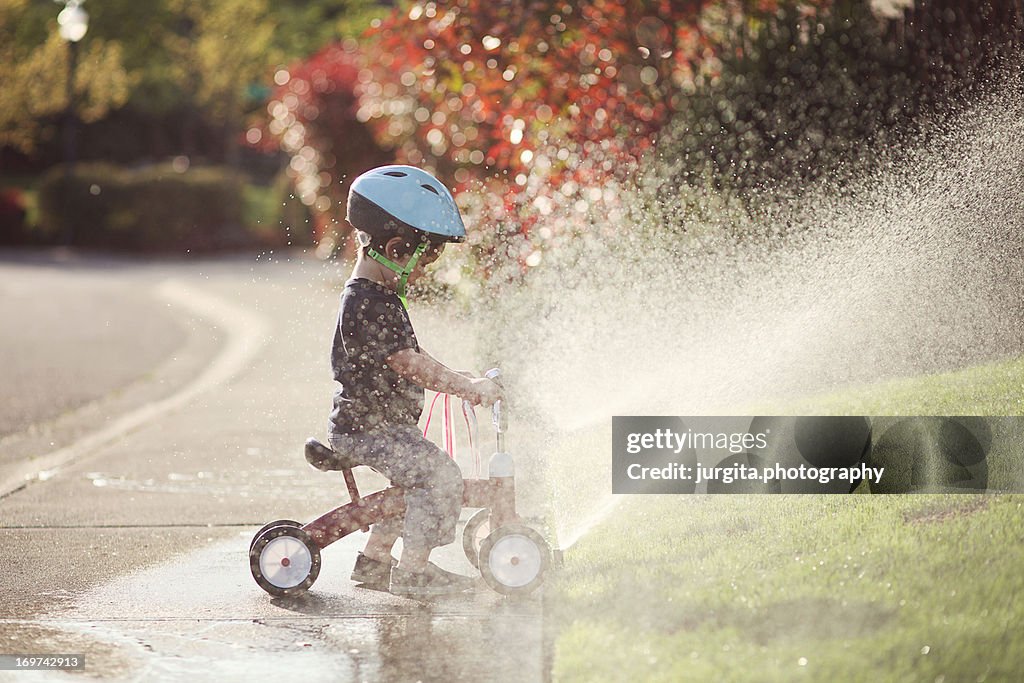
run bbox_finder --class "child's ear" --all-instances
[384,236,406,259]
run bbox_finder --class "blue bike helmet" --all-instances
[347,165,466,307]
[347,165,466,243]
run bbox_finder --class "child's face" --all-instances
[408,242,445,282]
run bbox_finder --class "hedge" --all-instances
[0,188,28,244]
[37,163,250,252]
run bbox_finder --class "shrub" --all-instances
[0,188,28,244]
[37,163,250,252]
[242,169,316,248]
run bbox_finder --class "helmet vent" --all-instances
[383,171,407,177]
[421,184,440,195]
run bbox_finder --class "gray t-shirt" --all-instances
[329,278,423,435]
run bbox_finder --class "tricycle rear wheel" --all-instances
[462,509,491,569]
[250,524,321,597]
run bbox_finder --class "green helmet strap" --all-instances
[367,241,428,309]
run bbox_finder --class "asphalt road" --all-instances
[0,259,181,437]
[0,250,550,682]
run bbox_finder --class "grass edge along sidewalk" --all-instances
[548,354,1024,682]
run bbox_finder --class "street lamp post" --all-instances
[57,0,88,245]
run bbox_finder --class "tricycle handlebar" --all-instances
[483,368,506,450]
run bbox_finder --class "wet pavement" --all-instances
[0,250,550,681]
[1,527,545,682]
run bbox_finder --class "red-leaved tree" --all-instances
[258,1,834,270]
[357,1,717,264]
[254,39,389,244]
[356,0,833,275]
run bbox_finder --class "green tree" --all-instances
[0,0,132,155]
[163,0,276,165]
[267,0,385,60]
[1,0,385,163]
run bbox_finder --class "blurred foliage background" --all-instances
[0,0,1020,260]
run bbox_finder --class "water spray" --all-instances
[474,78,1024,555]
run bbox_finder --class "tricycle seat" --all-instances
[304,437,361,472]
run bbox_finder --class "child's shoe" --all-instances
[389,562,478,596]
[351,552,397,587]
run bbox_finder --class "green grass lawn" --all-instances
[785,355,1024,416]
[548,355,1024,682]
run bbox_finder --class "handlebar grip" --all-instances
[484,368,506,433]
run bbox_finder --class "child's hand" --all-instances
[465,377,503,407]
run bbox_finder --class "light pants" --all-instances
[329,424,463,550]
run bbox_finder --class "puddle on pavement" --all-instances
[83,469,331,497]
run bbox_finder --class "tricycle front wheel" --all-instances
[478,524,550,596]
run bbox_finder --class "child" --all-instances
[326,165,502,596]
